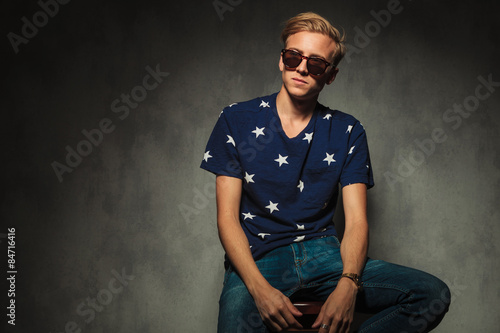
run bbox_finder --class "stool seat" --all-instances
[285,301,323,332]
[285,300,373,332]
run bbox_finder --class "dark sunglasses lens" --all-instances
[283,51,302,68]
[308,59,326,75]
[283,51,327,75]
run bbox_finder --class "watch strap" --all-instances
[340,273,363,291]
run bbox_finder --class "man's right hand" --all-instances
[217,175,302,331]
[252,285,303,332]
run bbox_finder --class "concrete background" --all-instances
[2,0,499,332]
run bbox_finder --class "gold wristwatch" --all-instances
[340,273,363,291]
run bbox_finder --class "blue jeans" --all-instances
[218,236,450,332]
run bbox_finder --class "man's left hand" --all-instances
[311,278,358,333]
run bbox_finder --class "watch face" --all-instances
[341,273,362,289]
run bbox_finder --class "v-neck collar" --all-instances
[270,94,318,141]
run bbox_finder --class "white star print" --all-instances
[323,153,336,165]
[219,110,223,117]
[229,103,237,107]
[242,212,256,220]
[323,114,332,120]
[274,154,289,167]
[296,224,305,230]
[258,233,271,239]
[349,146,355,154]
[203,151,212,162]
[265,201,279,214]
[346,125,353,133]
[252,126,265,138]
[297,180,304,192]
[260,100,270,108]
[303,132,313,144]
[294,236,305,242]
[226,135,235,147]
[244,172,255,183]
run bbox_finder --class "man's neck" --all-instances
[275,86,319,138]
[276,86,318,121]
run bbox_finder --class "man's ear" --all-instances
[278,54,284,72]
[326,67,339,85]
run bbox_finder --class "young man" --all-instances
[201,12,450,333]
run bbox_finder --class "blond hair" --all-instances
[280,12,346,67]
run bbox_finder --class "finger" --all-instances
[314,313,338,333]
[263,313,285,332]
[266,306,298,331]
[271,298,301,328]
[330,317,345,333]
[316,322,332,333]
[311,309,325,328]
[284,298,303,318]
[329,322,341,333]
[314,317,337,333]
[338,318,351,333]
[280,306,303,329]
[266,320,282,332]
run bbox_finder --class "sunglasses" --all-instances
[281,49,332,76]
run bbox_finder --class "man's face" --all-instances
[279,31,338,101]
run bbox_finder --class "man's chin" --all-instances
[285,86,319,101]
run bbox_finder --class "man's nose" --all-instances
[296,58,308,75]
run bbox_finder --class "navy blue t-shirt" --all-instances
[200,92,374,260]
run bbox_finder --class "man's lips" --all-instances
[292,78,308,84]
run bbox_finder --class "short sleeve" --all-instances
[340,122,374,189]
[200,110,243,178]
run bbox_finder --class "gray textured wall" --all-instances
[2,0,499,332]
